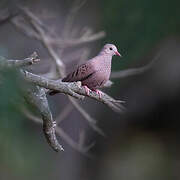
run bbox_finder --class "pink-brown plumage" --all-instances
[49,44,121,96]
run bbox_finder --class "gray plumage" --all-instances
[49,44,121,95]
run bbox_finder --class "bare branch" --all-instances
[24,86,64,152]
[78,130,95,152]
[111,52,161,79]
[23,108,94,156]
[22,70,85,99]
[15,7,110,135]
[68,96,106,136]
[0,52,39,69]
[49,31,106,48]
[11,17,41,39]
[55,125,93,156]
[55,0,105,49]
[19,7,66,77]
[0,3,127,154]
[21,70,125,113]
[4,52,39,67]
[56,103,73,124]
[62,0,87,39]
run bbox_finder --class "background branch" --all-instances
[0,8,18,25]
[0,52,124,152]
[111,52,161,79]
[15,6,109,136]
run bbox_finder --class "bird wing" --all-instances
[62,61,96,82]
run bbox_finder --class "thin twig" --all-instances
[111,52,161,79]
[0,52,39,68]
[62,0,87,39]
[17,7,110,135]
[56,103,73,124]
[19,7,65,77]
[49,31,106,48]
[11,17,40,39]
[69,96,106,136]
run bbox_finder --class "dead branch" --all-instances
[24,86,64,152]
[21,70,125,113]
[0,52,40,68]
[19,6,66,77]
[49,31,106,48]
[68,96,106,136]
[56,103,73,124]
[62,0,87,39]
[0,53,63,152]
[14,6,109,136]
[0,53,125,113]
[0,2,127,153]
[111,52,161,79]
[23,109,94,156]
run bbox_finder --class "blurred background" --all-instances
[0,0,180,179]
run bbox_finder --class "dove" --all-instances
[49,44,122,98]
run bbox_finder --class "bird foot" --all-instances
[83,85,91,96]
[94,89,103,99]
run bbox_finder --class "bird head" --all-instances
[101,44,122,57]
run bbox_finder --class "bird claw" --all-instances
[94,89,103,99]
[82,86,102,98]
[83,85,91,96]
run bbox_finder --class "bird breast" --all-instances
[95,55,112,78]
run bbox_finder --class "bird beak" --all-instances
[115,51,122,57]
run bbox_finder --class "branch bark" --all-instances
[23,109,94,156]
[0,52,39,68]
[21,70,125,113]
[24,86,64,152]
[14,6,111,136]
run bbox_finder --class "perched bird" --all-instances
[49,44,122,97]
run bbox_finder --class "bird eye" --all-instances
[109,47,113,50]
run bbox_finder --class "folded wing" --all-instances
[62,61,95,82]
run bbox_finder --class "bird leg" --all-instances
[83,85,91,96]
[94,89,103,99]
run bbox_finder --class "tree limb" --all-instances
[24,86,64,152]
[21,70,125,113]
[23,109,94,156]
[19,6,66,77]
[49,31,106,48]
[15,7,111,135]
[0,52,40,68]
